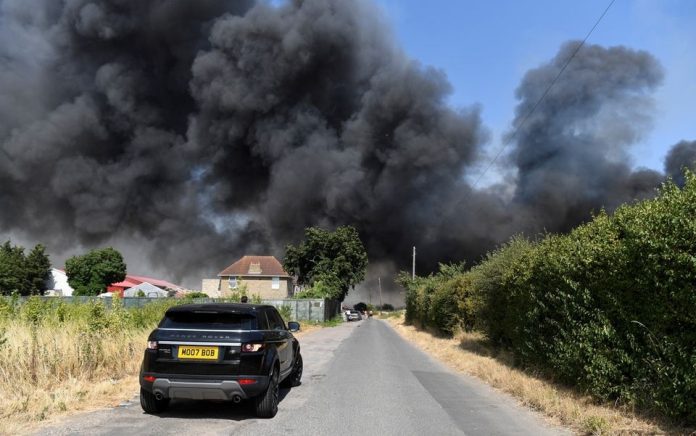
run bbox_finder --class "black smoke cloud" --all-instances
[0,0,256,281]
[0,0,692,294]
[508,41,666,233]
[665,140,696,186]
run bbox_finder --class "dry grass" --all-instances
[296,322,321,336]
[0,316,325,435]
[0,320,148,435]
[376,310,404,320]
[385,315,684,435]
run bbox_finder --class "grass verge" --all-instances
[384,315,687,435]
[0,321,148,435]
[318,315,343,327]
[0,299,325,435]
[376,310,403,320]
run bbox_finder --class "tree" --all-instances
[25,244,51,294]
[0,241,28,295]
[353,302,367,312]
[65,247,127,296]
[284,226,368,301]
[0,240,52,295]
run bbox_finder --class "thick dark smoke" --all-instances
[186,0,488,283]
[665,140,696,186]
[0,0,693,297]
[509,42,665,232]
[0,0,256,282]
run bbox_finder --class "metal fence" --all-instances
[263,298,341,323]
[8,296,341,322]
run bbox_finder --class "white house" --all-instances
[45,268,75,296]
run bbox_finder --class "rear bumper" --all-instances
[141,375,269,400]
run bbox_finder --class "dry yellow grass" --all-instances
[295,322,321,336]
[0,317,323,435]
[0,320,149,435]
[385,315,682,435]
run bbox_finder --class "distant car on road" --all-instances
[346,310,362,321]
[139,303,303,418]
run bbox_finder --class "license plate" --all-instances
[177,346,219,360]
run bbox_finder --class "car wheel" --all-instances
[281,353,303,388]
[255,367,279,418]
[140,388,170,414]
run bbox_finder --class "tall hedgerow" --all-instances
[468,235,536,346]
[400,170,696,423]
[398,263,471,335]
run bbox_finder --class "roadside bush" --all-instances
[399,263,472,335]
[20,296,52,325]
[400,170,696,424]
[293,280,333,299]
[250,293,263,304]
[468,236,535,346]
[278,304,293,321]
[502,176,696,421]
[427,283,459,335]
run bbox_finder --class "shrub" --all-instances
[250,293,263,304]
[278,304,293,321]
[468,236,535,346]
[399,170,696,423]
[185,292,209,299]
[293,282,331,299]
[427,282,459,335]
[399,263,470,335]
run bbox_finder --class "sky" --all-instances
[374,0,696,183]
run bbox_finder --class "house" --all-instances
[44,268,75,296]
[201,255,292,299]
[108,274,184,297]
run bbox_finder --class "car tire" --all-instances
[140,388,170,414]
[255,368,279,418]
[281,353,303,388]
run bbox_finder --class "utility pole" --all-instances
[412,246,416,279]
[378,277,383,309]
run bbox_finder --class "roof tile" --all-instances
[218,255,289,277]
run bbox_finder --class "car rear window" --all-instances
[160,311,257,330]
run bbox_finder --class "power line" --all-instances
[470,0,616,191]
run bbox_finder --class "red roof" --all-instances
[108,278,141,289]
[218,255,289,277]
[108,275,183,291]
[128,275,184,291]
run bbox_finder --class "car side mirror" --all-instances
[287,321,300,332]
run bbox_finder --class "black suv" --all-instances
[139,303,303,418]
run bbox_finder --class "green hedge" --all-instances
[401,171,696,423]
[399,263,475,335]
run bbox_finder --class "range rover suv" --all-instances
[139,303,303,418]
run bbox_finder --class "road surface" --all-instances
[38,319,567,436]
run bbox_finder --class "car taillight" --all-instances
[147,341,158,350]
[238,378,257,385]
[143,375,156,382]
[241,343,264,352]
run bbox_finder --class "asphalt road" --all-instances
[38,319,567,436]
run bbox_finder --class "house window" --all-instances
[272,276,280,290]
[228,277,238,289]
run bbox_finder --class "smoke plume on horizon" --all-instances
[0,0,694,297]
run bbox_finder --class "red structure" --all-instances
[107,275,184,297]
